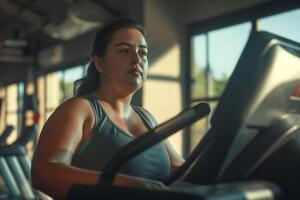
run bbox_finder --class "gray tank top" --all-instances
[71,94,171,181]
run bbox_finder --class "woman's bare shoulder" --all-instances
[48,96,94,121]
[41,97,94,147]
[60,96,90,107]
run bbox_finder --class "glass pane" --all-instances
[0,88,5,130]
[208,22,251,97]
[64,66,84,99]
[190,22,251,153]
[190,114,208,151]
[26,82,34,95]
[6,113,18,144]
[258,8,300,43]
[46,72,63,109]
[190,100,218,152]
[17,83,24,133]
[143,79,182,156]
[7,84,18,112]
[37,76,46,135]
[0,88,4,97]
[18,82,24,116]
[148,44,180,78]
[191,35,206,99]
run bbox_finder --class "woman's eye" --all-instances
[139,51,148,57]
[119,49,129,54]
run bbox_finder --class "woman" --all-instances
[31,18,184,199]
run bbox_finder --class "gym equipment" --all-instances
[182,31,300,199]
[67,31,300,200]
[0,125,38,199]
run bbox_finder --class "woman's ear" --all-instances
[93,55,104,73]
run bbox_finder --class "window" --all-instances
[0,88,5,131]
[36,65,86,134]
[190,22,251,152]
[63,66,85,100]
[37,76,46,128]
[45,71,63,119]
[258,8,300,43]
[144,80,182,154]
[6,84,19,144]
[143,44,183,156]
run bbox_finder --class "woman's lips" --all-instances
[128,67,142,77]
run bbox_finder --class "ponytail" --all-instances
[73,62,100,96]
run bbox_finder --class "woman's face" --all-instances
[97,28,148,93]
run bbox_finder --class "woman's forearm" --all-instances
[32,162,164,200]
[32,162,100,200]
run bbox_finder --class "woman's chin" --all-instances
[125,80,143,92]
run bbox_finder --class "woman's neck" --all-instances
[94,86,133,116]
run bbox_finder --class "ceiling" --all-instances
[0,0,128,64]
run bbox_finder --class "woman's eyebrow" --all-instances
[115,42,148,49]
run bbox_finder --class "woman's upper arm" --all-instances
[32,97,93,165]
[31,97,99,199]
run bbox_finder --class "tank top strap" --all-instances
[132,105,157,129]
[74,93,104,155]
[81,93,102,126]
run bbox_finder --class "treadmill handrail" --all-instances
[98,102,210,186]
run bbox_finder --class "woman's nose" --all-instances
[131,51,142,65]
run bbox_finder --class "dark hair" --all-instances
[73,18,145,96]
